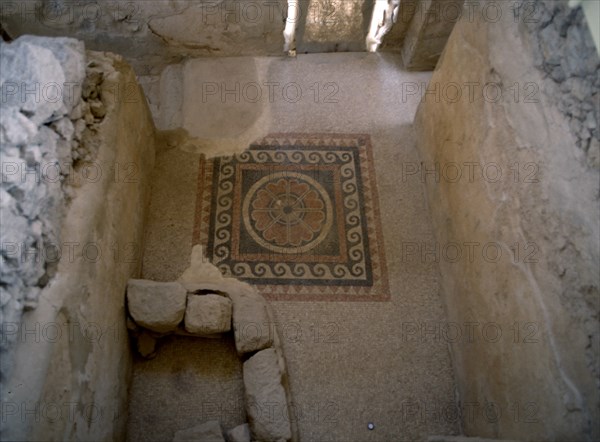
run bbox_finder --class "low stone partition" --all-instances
[126,245,295,442]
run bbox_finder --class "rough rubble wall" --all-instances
[0,0,287,74]
[414,0,598,441]
[0,35,87,381]
[524,1,599,164]
[0,36,156,441]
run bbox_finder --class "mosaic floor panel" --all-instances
[194,133,390,301]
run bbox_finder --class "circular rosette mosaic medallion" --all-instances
[195,134,391,301]
[242,172,333,254]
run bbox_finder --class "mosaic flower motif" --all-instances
[250,178,326,247]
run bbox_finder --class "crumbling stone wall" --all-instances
[1,36,156,441]
[0,35,87,380]
[523,0,599,166]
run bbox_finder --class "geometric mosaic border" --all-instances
[194,133,390,302]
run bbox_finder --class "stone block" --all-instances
[184,294,232,335]
[227,287,273,355]
[127,279,186,333]
[243,349,291,442]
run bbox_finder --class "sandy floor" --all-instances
[129,53,459,442]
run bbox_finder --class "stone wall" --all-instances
[524,1,599,162]
[0,37,156,441]
[0,0,287,74]
[1,36,86,381]
[399,0,463,70]
[380,0,463,70]
[414,1,598,441]
[378,0,417,51]
[295,0,373,53]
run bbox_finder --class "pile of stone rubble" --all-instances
[0,35,107,381]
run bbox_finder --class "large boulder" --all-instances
[0,41,65,125]
[243,349,291,442]
[184,294,232,335]
[127,279,186,333]
[13,35,86,108]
